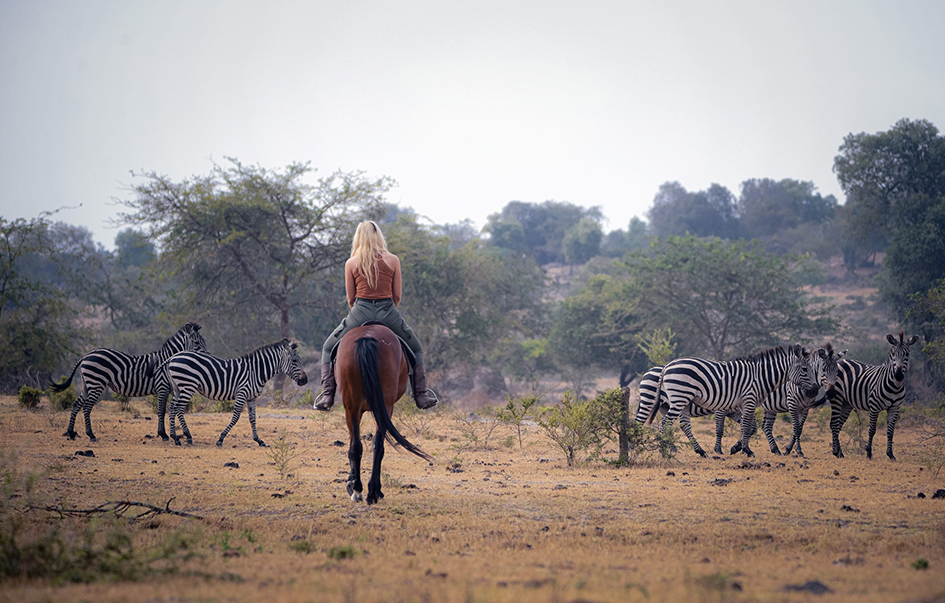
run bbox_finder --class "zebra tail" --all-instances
[356,336,431,463]
[49,359,81,392]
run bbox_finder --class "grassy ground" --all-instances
[1,396,944,603]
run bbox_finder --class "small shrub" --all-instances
[114,393,132,413]
[327,545,357,560]
[289,540,315,554]
[17,386,43,410]
[47,384,77,411]
[207,398,235,413]
[536,391,602,467]
[265,430,303,481]
[912,558,929,570]
[398,395,440,437]
[454,407,502,450]
[297,390,315,409]
[146,394,160,413]
[498,393,540,448]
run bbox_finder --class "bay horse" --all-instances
[336,324,431,504]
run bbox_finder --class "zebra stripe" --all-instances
[165,339,308,447]
[827,332,918,460]
[655,345,800,458]
[50,323,206,442]
[634,365,739,456]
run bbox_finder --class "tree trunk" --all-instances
[618,385,631,465]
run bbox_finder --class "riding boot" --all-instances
[314,362,336,411]
[410,361,438,410]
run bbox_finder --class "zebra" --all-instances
[826,332,918,460]
[644,345,802,457]
[638,347,819,457]
[164,339,308,447]
[782,344,844,457]
[634,365,740,457]
[50,323,206,442]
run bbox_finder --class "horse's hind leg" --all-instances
[367,427,386,505]
[346,410,364,502]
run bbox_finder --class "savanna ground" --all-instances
[1,394,944,603]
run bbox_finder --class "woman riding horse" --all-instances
[314,220,438,411]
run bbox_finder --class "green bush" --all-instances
[47,384,76,411]
[536,391,602,466]
[17,386,43,410]
[114,393,132,413]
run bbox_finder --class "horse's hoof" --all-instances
[367,494,378,505]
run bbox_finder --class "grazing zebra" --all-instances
[645,345,801,457]
[827,332,918,460]
[165,339,308,447]
[634,365,739,457]
[50,323,206,442]
[782,344,844,457]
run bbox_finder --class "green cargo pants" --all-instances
[320,298,424,366]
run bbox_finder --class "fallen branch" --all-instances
[28,497,204,520]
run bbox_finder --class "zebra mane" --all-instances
[241,339,288,360]
[730,345,788,364]
[824,342,834,355]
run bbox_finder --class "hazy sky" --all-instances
[2,0,944,249]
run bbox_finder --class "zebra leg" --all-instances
[734,403,757,457]
[64,395,84,439]
[714,411,726,455]
[169,395,185,445]
[217,397,246,447]
[177,402,193,445]
[792,409,810,457]
[886,406,900,460]
[248,403,267,447]
[866,409,880,460]
[367,428,386,505]
[83,396,99,442]
[679,411,707,457]
[762,411,781,455]
[831,404,853,458]
[156,387,169,441]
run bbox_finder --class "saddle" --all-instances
[328,321,417,370]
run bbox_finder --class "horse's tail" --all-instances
[49,359,82,392]
[356,336,431,462]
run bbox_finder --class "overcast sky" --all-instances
[2,0,943,249]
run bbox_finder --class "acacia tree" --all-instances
[119,159,391,355]
[624,235,837,359]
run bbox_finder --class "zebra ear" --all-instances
[818,348,827,359]
[886,333,897,345]
[291,342,299,350]
[907,335,919,346]
[838,349,848,359]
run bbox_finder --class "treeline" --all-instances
[2,119,944,399]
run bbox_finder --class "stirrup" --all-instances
[314,390,334,411]
[414,389,438,410]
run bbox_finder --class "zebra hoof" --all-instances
[88,436,98,443]
[771,448,782,456]
[185,439,194,446]
[713,447,723,455]
[695,449,707,458]
[833,450,843,458]
[887,452,896,461]
[729,444,741,455]
[159,435,169,442]
[256,440,268,447]
[216,440,224,448]
[63,430,77,440]
[173,438,181,446]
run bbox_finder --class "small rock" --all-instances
[783,580,832,595]
[75,450,95,457]
[224,462,239,469]
[709,478,732,486]
[332,440,344,447]
[932,489,945,499]
[840,504,860,513]
[666,471,676,476]
[917,492,926,499]
[553,484,567,490]
[271,493,285,498]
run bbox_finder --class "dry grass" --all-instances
[1,396,944,603]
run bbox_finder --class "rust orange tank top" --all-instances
[354,256,395,300]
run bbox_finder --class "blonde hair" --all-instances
[351,221,389,288]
